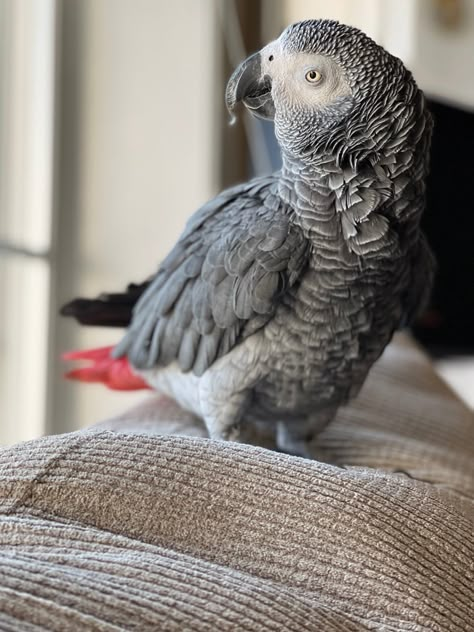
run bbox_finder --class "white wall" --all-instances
[55,0,220,430]
[410,0,474,109]
[283,0,382,40]
[0,0,56,444]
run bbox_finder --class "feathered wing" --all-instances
[113,175,310,376]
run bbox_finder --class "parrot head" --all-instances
[226,19,422,165]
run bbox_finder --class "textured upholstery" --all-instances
[0,334,472,631]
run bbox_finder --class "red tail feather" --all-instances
[63,346,150,391]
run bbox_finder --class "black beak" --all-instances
[225,52,274,122]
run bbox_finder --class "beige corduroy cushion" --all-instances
[0,333,473,631]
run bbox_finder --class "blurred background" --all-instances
[0,0,473,445]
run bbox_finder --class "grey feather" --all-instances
[159,318,183,366]
[259,224,290,252]
[116,175,309,373]
[211,275,236,328]
[153,268,189,316]
[178,328,200,372]
[193,333,220,377]
[232,276,254,320]
[192,282,214,335]
[250,269,282,314]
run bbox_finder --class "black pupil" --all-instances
[269,55,274,61]
[310,71,316,79]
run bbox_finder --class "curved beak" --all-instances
[225,52,274,123]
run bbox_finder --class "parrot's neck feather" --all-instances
[278,152,403,265]
[278,154,343,243]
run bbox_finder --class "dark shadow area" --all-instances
[414,99,474,356]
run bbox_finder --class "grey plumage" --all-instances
[114,176,309,375]
[93,20,436,454]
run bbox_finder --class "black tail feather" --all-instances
[60,282,150,328]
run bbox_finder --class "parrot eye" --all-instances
[305,69,322,84]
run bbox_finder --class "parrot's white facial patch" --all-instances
[262,44,352,114]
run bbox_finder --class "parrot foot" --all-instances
[202,395,246,444]
[276,407,337,460]
[209,421,242,443]
[276,424,314,458]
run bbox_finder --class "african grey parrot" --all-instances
[61,19,435,456]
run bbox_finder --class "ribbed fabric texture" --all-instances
[0,334,473,631]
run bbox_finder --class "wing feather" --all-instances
[113,175,310,374]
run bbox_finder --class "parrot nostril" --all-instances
[268,55,274,61]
